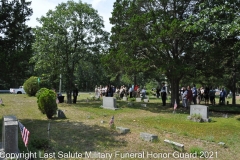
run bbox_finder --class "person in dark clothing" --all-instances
[73,84,78,103]
[156,86,160,98]
[161,82,167,106]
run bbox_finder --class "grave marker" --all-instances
[136,98,141,102]
[188,105,210,122]
[140,132,158,142]
[2,115,18,154]
[102,97,118,110]
[116,127,130,134]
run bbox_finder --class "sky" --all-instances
[26,0,115,32]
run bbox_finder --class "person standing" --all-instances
[209,87,216,105]
[192,84,197,104]
[73,84,78,104]
[186,86,193,108]
[219,88,227,105]
[161,82,167,106]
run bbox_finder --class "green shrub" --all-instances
[36,88,49,114]
[23,76,39,96]
[37,88,57,119]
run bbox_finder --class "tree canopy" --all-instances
[0,0,34,89]
[31,0,109,103]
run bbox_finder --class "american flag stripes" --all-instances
[18,121,30,147]
[174,99,177,110]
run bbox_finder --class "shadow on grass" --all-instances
[72,99,190,115]
[0,118,127,155]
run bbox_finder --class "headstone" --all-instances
[57,109,66,118]
[140,132,158,142]
[141,104,147,107]
[143,99,149,102]
[188,105,210,122]
[136,98,141,102]
[116,127,130,134]
[102,97,118,110]
[164,139,184,151]
[122,97,128,101]
[2,115,18,154]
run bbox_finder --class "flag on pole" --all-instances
[109,116,114,126]
[174,99,177,110]
[0,98,2,105]
[18,121,30,147]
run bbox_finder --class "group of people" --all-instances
[94,84,149,99]
[180,85,228,109]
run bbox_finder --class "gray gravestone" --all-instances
[122,97,128,101]
[140,132,158,142]
[116,127,130,134]
[189,105,210,122]
[102,97,117,110]
[143,99,149,102]
[164,139,184,151]
[57,109,66,118]
[136,98,141,102]
[2,115,18,154]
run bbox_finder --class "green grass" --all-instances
[0,93,240,160]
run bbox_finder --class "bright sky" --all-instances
[26,0,115,32]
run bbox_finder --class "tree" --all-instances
[109,0,202,105]
[186,0,240,104]
[32,0,109,103]
[0,0,34,89]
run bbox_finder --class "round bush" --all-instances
[37,88,57,119]
[36,88,49,114]
[23,76,39,96]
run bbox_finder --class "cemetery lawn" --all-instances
[0,93,240,160]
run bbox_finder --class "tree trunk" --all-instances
[169,77,181,107]
[232,72,236,105]
[66,91,72,104]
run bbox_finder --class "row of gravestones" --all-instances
[102,97,210,123]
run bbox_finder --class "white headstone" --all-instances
[136,98,141,102]
[102,97,118,110]
[189,105,210,122]
[122,97,128,101]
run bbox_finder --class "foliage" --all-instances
[0,0,34,89]
[36,87,48,114]
[23,76,39,96]
[37,88,57,119]
[32,0,109,103]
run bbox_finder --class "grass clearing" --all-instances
[0,93,240,160]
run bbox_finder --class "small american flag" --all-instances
[109,116,114,126]
[0,98,2,104]
[56,98,59,104]
[18,121,30,147]
[174,99,177,110]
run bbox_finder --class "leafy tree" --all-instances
[32,0,109,103]
[186,0,240,104]
[109,0,203,105]
[0,0,34,89]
